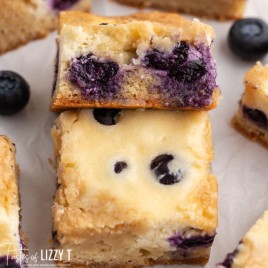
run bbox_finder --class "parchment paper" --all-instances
[0,0,268,267]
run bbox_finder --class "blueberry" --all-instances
[51,0,79,11]
[168,232,215,250]
[170,41,189,66]
[228,18,268,61]
[143,42,189,71]
[0,256,21,268]
[150,154,183,185]
[0,71,30,116]
[93,109,121,126]
[69,54,119,96]
[144,49,169,70]
[114,161,128,173]
[242,106,268,128]
[220,250,238,268]
[169,60,207,83]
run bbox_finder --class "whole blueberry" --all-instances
[150,154,183,185]
[0,71,30,116]
[228,18,268,61]
[114,161,128,173]
[93,109,121,126]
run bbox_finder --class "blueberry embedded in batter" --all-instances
[150,154,184,185]
[51,0,80,11]
[93,109,121,126]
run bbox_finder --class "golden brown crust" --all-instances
[51,87,221,111]
[59,10,215,38]
[244,62,268,91]
[58,255,209,267]
[111,0,247,20]
[232,112,268,149]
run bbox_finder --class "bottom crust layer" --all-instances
[58,256,209,267]
[232,112,268,149]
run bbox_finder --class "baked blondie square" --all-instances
[0,0,91,55]
[218,210,268,268]
[0,136,24,267]
[232,63,268,148]
[51,109,218,267]
[51,11,220,111]
[113,0,247,20]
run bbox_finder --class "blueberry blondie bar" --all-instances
[218,210,268,268]
[51,109,218,267]
[113,0,247,20]
[51,11,220,111]
[232,63,268,148]
[0,136,25,267]
[0,0,90,55]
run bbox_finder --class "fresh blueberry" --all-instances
[93,109,121,126]
[69,54,119,97]
[242,106,268,128]
[114,161,128,173]
[51,0,80,11]
[169,60,207,83]
[228,18,268,61]
[0,71,30,116]
[150,154,183,185]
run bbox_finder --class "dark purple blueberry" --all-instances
[170,41,189,66]
[150,154,174,170]
[93,109,121,126]
[168,231,215,250]
[114,161,128,173]
[51,0,80,11]
[0,71,30,116]
[143,49,169,70]
[242,106,268,128]
[219,249,239,268]
[169,60,207,83]
[0,256,21,268]
[69,54,119,97]
[143,42,189,71]
[150,154,183,185]
[228,18,268,61]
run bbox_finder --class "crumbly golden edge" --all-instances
[50,87,221,111]
[58,10,215,39]
[244,62,268,90]
[0,1,90,55]
[0,135,27,252]
[57,255,209,267]
[111,0,246,20]
[232,112,268,149]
